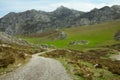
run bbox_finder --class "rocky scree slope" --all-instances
[0,32,29,45]
[0,5,120,35]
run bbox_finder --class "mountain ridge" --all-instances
[0,5,120,35]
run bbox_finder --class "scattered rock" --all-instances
[77,40,89,45]
[0,44,11,48]
[94,64,102,68]
[25,54,28,57]
[114,30,120,40]
[69,41,76,46]
[69,40,90,46]
[41,44,48,49]
[59,31,67,40]
[16,63,22,67]
[50,45,56,49]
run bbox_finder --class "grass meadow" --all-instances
[19,20,120,50]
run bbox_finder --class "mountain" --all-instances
[0,5,120,35]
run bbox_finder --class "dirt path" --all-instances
[0,49,72,80]
[110,52,120,60]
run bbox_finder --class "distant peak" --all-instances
[8,12,16,15]
[100,6,110,9]
[91,8,98,11]
[112,5,120,7]
[26,9,38,12]
[58,5,66,8]
[93,8,98,10]
[112,5,120,9]
[56,5,69,10]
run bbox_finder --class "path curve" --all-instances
[0,49,72,80]
[110,52,120,60]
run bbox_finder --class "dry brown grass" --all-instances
[41,47,120,79]
[0,43,42,75]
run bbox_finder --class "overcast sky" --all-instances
[0,0,120,17]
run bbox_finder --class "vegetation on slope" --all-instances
[41,48,120,80]
[0,43,43,75]
[19,20,120,80]
[0,32,43,75]
[37,20,120,80]
[20,20,120,50]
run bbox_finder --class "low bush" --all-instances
[0,53,15,68]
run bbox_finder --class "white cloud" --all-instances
[0,0,120,17]
[50,2,107,12]
[50,0,120,12]
[2,0,120,13]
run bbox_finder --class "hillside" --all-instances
[0,33,42,75]
[36,20,120,80]
[0,5,120,35]
[1,0,120,80]
[21,20,120,50]
[1,11,120,80]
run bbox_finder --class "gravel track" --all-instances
[110,52,120,60]
[0,50,72,80]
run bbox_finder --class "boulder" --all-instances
[59,31,67,40]
[77,40,89,45]
[114,30,120,40]
[69,41,76,46]
[41,44,48,48]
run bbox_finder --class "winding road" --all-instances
[0,49,72,80]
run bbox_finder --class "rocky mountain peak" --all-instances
[7,12,16,15]
[90,8,99,12]
[54,5,72,14]
[0,5,120,35]
[55,5,68,11]
[112,5,120,9]
[53,5,83,17]
[52,6,74,18]
[112,5,120,12]
[24,9,39,14]
[100,6,111,11]
[3,12,17,18]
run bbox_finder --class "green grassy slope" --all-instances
[20,20,120,50]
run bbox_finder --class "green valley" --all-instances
[20,20,120,50]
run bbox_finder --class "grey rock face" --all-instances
[0,32,29,45]
[59,31,67,40]
[0,5,120,35]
